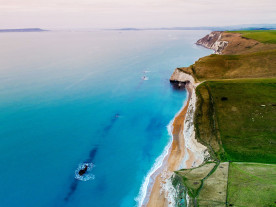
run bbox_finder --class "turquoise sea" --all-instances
[0,30,211,207]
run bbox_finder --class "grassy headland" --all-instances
[173,30,276,206]
[227,30,276,44]
[179,49,276,81]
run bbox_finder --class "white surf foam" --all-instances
[135,120,173,207]
[142,76,149,81]
[135,97,189,207]
[75,163,95,181]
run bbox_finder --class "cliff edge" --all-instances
[170,31,276,83]
[170,31,228,83]
[170,68,195,85]
[168,30,276,207]
[196,31,228,54]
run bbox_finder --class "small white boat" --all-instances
[142,76,149,80]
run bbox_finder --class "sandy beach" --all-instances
[145,82,207,207]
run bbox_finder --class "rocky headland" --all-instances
[195,31,228,54]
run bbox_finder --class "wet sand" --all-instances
[146,83,196,207]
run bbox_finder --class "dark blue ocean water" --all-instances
[0,30,210,207]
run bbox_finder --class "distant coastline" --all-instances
[109,24,276,31]
[0,28,47,32]
[2,25,274,33]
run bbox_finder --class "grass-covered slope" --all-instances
[179,30,276,82]
[194,82,225,161]
[196,79,276,163]
[227,162,276,207]
[228,30,276,44]
[179,49,276,81]
[197,162,228,206]
[173,30,276,207]
[173,162,228,207]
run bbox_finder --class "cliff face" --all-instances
[170,31,229,83]
[196,31,228,54]
[170,68,195,85]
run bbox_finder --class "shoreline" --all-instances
[140,30,276,206]
[143,81,207,207]
[139,32,219,207]
[137,89,189,207]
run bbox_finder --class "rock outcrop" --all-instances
[196,31,228,54]
[170,68,195,84]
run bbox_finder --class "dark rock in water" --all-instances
[78,165,88,176]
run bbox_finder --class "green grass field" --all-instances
[194,82,225,160]
[174,162,229,207]
[174,30,276,207]
[198,162,228,206]
[196,79,276,163]
[178,30,276,82]
[179,49,276,81]
[228,30,276,44]
[227,162,276,207]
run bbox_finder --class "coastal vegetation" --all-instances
[197,162,228,206]
[173,30,276,206]
[172,162,229,206]
[228,30,276,44]
[197,79,276,163]
[194,83,224,161]
[207,79,276,163]
[178,49,276,81]
[227,162,276,206]
[221,31,276,55]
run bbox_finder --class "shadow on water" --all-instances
[63,81,186,202]
[63,114,120,202]
[142,116,167,159]
[85,148,98,163]
[64,147,98,202]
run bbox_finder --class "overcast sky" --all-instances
[0,0,275,29]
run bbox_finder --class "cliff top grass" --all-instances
[221,31,276,55]
[194,81,224,161]
[179,49,276,81]
[174,30,276,206]
[187,79,276,206]
[198,162,228,206]
[196,79,276,163]
[176,162,216,199]
[174,162,229,206]
[227,162,276,207]
[178,30,276,81]
[227,30,276,44]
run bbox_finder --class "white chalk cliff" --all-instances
[170,68,195,84]
[196,31,228,54]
